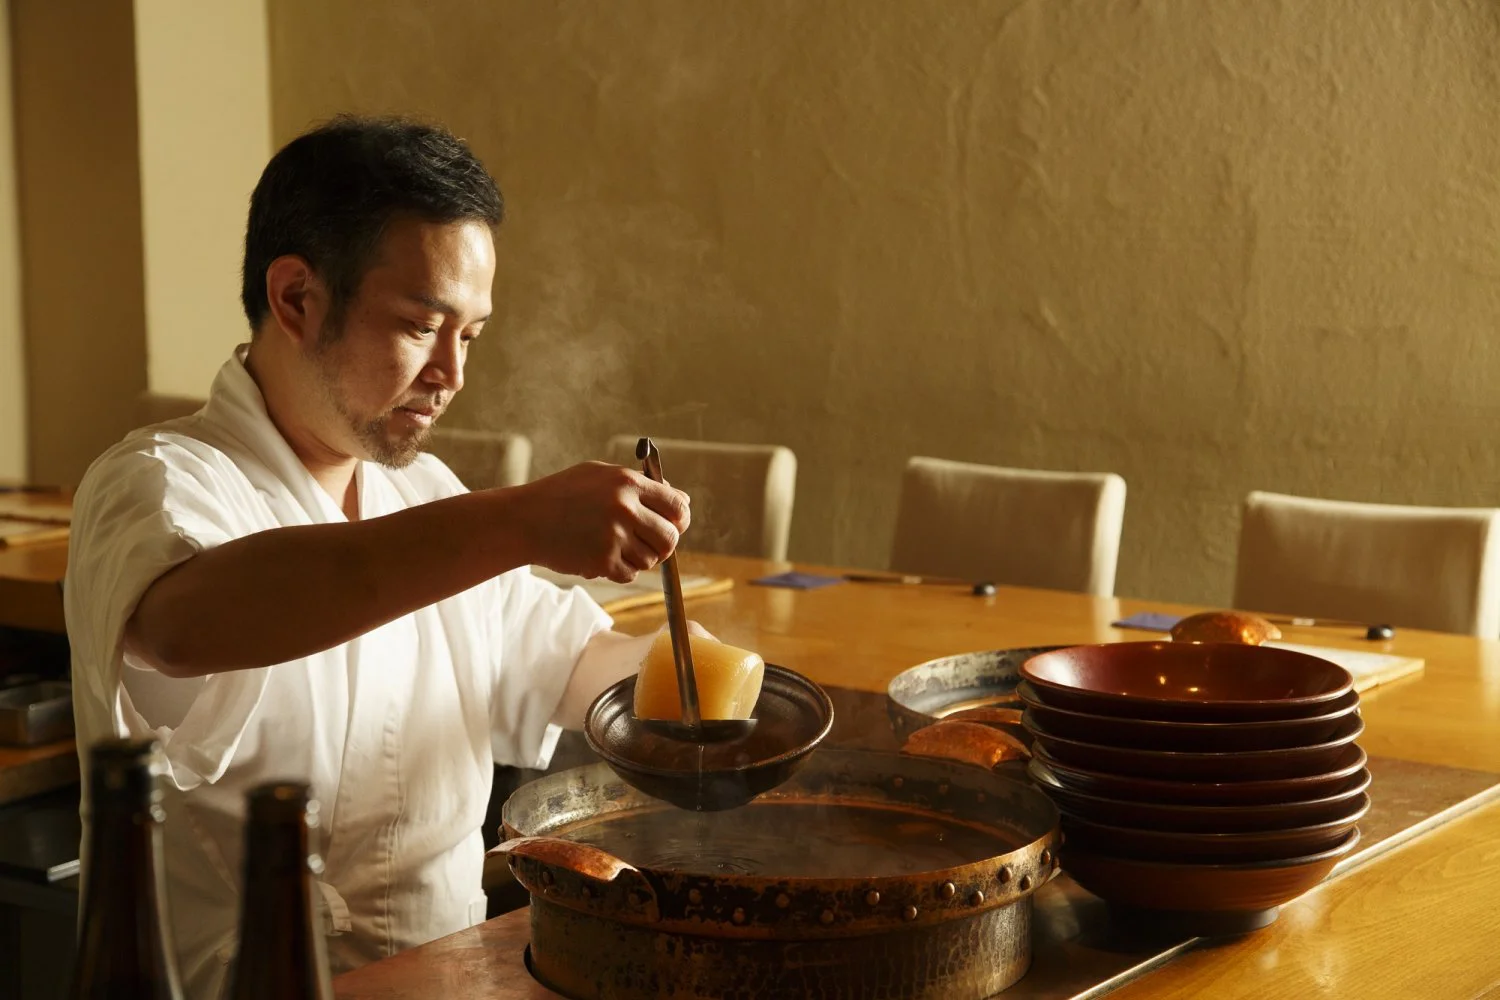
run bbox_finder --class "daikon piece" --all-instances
[633,631,765,721]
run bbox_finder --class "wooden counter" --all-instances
[0,540,67,633]
[332,552,1500,999]
[0,496,74,800]
[0,488,69,634]
[0,740,76,808]
[3,506,1490,996]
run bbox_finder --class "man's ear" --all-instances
[263,255,328,346]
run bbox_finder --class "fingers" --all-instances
[636,477,691,533]
[606,563,639,585]
[631,505,680,563]
[529,463,693,584]
[620,535,660,574]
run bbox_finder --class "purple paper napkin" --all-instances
[750,571,846,590]
[1111,611,1184,632]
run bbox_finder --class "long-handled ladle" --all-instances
[634,437,757,743]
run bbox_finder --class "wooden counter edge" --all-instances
[0,738,78,806]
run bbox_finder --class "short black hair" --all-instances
[241,114,504,333]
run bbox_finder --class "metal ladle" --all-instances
[634,437,757,743]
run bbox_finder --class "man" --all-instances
[65,115,690,998]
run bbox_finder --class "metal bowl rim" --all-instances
[502,750,1064,909]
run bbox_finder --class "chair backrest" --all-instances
[1232,491,1500,638]
[425,428,532,490]
[132,397,533,491]
[137,392,205,425]
[890,457,1127,597]
[604,435,797,561]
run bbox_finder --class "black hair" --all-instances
[240,114,504,333]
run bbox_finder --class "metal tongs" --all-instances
[635,437,756,743]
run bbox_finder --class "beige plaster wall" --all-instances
[134,0,272,397]
[0,0,27,480]
[269,0,1500,605]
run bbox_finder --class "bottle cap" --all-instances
[246,781,321,826]
[244,781,325,874]
[87,738,165,807]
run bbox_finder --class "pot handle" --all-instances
[493,837,639,882]
[490,837,661,918]
[901,719,1030,771]
[939,705,1028,737]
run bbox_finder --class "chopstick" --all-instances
[1269,616,1374,629]
[844,573,971,587]
[844,573,998,597]
[1267,616,1397,640]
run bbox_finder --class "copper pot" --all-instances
[494,721,1060,1000]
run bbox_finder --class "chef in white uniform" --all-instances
[64,115,691,999]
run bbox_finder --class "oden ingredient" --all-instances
[633,631,765,721]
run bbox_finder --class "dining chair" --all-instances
[133,396,532,491]
[889,457,1128,597]
[136,391,205,425]
[1233,491,1500,639]
[603,435,798,561]
[425,427,533,490]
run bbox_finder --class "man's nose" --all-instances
[425,336,465,393]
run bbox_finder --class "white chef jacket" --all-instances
[64,347,611,1000]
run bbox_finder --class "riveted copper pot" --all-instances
[494,721,1060,1000]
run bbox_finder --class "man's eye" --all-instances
[414,326,437,337]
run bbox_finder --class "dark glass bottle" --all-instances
[226,782,335,1000]
[66,738,185,999]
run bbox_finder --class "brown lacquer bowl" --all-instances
[1021,643,1354,722]
[1058,795,1368,864]
[1017,683,1359,752]
[1030,757,1371,833]
[1061,828,1361,934]
[1024,712,1364,781]
[1030,742,1369,805]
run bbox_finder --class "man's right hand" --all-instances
[509,462,692,583]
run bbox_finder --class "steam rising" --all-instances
[466,205,756,557]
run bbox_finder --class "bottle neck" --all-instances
[81,799,159,907]
[71,795,181,999]
[240,820,321,925]
[230,812,333,999]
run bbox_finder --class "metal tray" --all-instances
[0,681,73,746]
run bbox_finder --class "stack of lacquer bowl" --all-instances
[1019,641,1368,934]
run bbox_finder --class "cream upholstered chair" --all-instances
[137,392,205,425]
[425,427,532,490]
[604,435,797,561]
[1232,491,1500,638]
[133,398,532,490]
[889,457,1127,597]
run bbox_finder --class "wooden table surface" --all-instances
[0,538,67,633]
[0,486,71,633]
[329,551,1500,999]
[8,528,1500,996]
